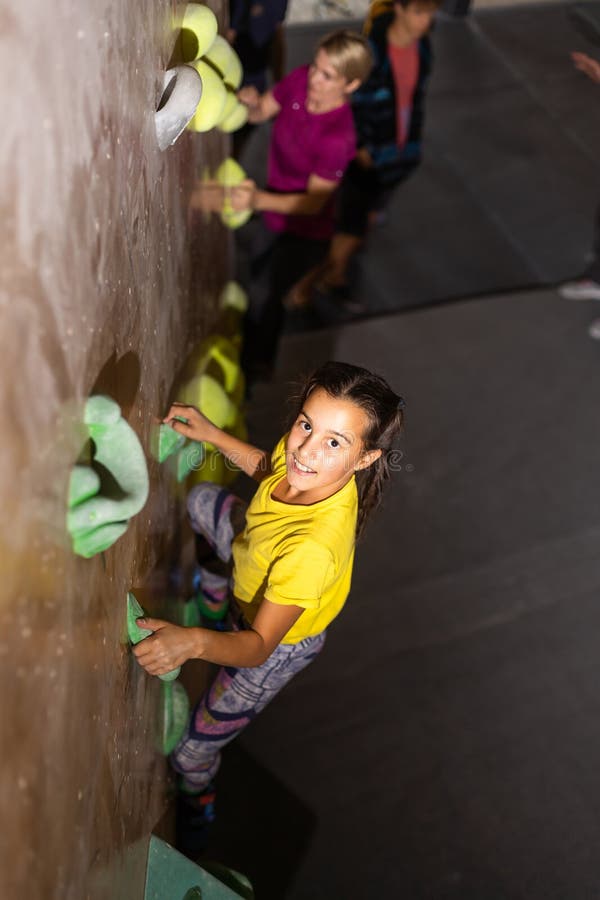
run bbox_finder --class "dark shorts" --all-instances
[336,158,413,238]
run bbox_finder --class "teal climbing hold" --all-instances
[67,395,149,558]
[161,679,190,755]
[172,597,201,628]
[157,666,180,683]
[127,591,153,643]
[173,440,205,482]
[126,592,181,682]
[183,890,203,900]
[151,418,205,483]
[151,423,187,463]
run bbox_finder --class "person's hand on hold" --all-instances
[572,51,600,83]
[189,181,225,215]
[163,403,217,444]
[230,179,257,212]
[238,86,261,110]
[133,618,200,674]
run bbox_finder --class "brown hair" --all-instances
[365,0,443,35]
[317,30,374,84]
[291,361,405,538]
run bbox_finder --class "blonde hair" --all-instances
[317,30,374,84]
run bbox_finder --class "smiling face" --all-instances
[307,49,357,113]
[284,388,381,504]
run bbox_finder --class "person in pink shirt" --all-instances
[289,0,442,313]
[230,30,373,379]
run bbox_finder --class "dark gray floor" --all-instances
[210,287,600,899]
[205,6,600,898]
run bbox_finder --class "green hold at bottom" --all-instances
[173,597,201,628]
[160,679,190,756]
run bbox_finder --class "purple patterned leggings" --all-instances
[170,482,326,792]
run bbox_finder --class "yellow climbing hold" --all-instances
[217,86,238,126]
[203,35,243,90]
[187,59,227,132]
[179,3,218,62]
[220,280,249,314]
[179,373,238,431]
[218,101,249,133]
[215,157,252,230]
[195,334,245,405]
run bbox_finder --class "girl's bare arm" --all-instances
[133,599,304,671]
[163,402,270,481]
[230,173,338,217]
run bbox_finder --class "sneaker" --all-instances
[312,282,365,323]
[176,782,217,858]
[558,278,600,301]
[588,318,600,340]
[193,569,229,630]
[313,281,352,304]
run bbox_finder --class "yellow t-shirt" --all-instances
[231,436,358,644]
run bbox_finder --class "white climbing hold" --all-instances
[155,65,203,151]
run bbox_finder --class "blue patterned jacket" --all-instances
[352,12,433,184]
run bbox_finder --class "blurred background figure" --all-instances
[288,0,443,314]
[231,30,373,381]
[228,0,289,93]
[558,51,600,338]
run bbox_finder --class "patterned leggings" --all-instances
[170,482,326,792]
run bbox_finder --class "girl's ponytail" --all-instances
[354,398,404,538]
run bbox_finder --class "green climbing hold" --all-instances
[172,597,201,628]
[183,889,203,900]
[68,465,101,508]
[73,521,129,558]
[160,679,190,755]
[83,394,122,426]
[174,440,205,482]
[158,666,180,683]
[151,423,187,463]
[127,591,153,643]
[67,395,150,558]
[126,592,181,682]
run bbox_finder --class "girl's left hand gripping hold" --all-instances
[133,618,198,676]
[163,403,216,445]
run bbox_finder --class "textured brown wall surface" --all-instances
[0,1,228,897]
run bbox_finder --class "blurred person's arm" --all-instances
[572,51,600,83]
[229,173,338,216]
[238,87,281,123]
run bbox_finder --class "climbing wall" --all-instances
[0,1,230,898]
